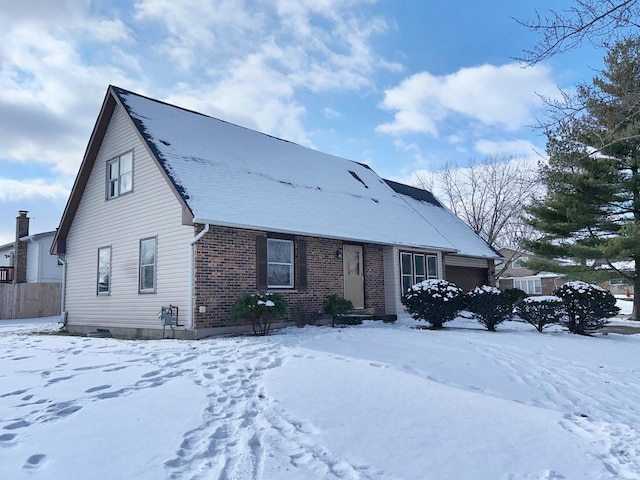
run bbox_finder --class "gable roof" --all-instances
[384,180,501,259]
[53,86,497,257]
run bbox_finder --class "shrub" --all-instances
[323,294,354,327]
[231,292,287,336]
[465,285,514,331]
[553,281,619,335]
[401,279,464,328]
[514,296,564,332]
[502,287,527,306]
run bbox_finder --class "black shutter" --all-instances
[296,238,307,290]
[256,235,267,291]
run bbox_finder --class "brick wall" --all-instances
[364,244,385,312]
[192,226,386,329]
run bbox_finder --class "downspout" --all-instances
[58,255,67,328]
[189,224,210,331]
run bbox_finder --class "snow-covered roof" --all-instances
[110,87,493,255]
[384,180,500,258]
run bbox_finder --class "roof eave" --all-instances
[191,217,460,253]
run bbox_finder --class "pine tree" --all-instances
[525,36,640,320]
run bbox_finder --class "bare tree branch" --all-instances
[516,0,640,64]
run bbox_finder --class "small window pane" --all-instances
[120,172,132,194]
[267,239,293,263]
[120,152,133,174]
[347,250,361,276]
[268,264,292,287]
[401,253,412,276]
[402,275,413,293]
[414,255,425,277]
[97,247,111,294]
[139,238,156,292]
[427,256,437,278]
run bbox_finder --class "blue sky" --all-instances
[0,0,604,245]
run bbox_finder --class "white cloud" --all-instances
[0,178,70,202]
[376,63,561,136]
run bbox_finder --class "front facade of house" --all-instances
[52,86,500,338]
[496,247,564,295]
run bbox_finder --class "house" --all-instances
[0,211,62,284]
[496,247,565,295]
[51,86,501,339]
[595,259,636,297]
[0,211,62,319]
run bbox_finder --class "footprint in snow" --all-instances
[84,385,111,393]
[23,454,46,469]
[0,433,18,446]
[0,389,28,398]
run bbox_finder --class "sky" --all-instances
[0,0,606,245]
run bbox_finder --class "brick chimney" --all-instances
[14,210,29,284]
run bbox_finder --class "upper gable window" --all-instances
[107,152,133,199]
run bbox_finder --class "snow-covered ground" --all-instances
[1,308,639,480]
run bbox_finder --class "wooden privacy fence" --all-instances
[0,283,61,319]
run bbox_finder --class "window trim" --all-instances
[97,246,111,295]
[106,151,134,200]
[267,238,294,289]
[400,251,438,292]
[139,237,157,294]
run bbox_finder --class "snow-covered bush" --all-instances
[401,279,464,328]
[501,287,527,306]
[514,296,564,332]
[232,292,286,336]
[553,281,619,335]
[465,285,514,332]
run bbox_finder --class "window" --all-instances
[256,236,306,291]
[513,278,541,294]
[267,238,294,288]
[97,247,111,295]
[139,237,156,293]
[107,152,133,199]
[401,252,437,292]
[511,256,528,269]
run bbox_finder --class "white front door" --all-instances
[343,245,364,309]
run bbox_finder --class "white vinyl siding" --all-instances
[24,234,63,283]
[64,104,193,330]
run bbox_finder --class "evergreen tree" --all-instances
[525,36,640,320]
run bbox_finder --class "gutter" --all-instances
[189,223,210,330]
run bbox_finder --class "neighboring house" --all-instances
[595,260,636,296]
[0,211,62,319]
[0,211,62,284]
[51,86,501,339]
[496,247,564,295]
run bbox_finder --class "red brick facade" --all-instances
[193,225,386,329]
